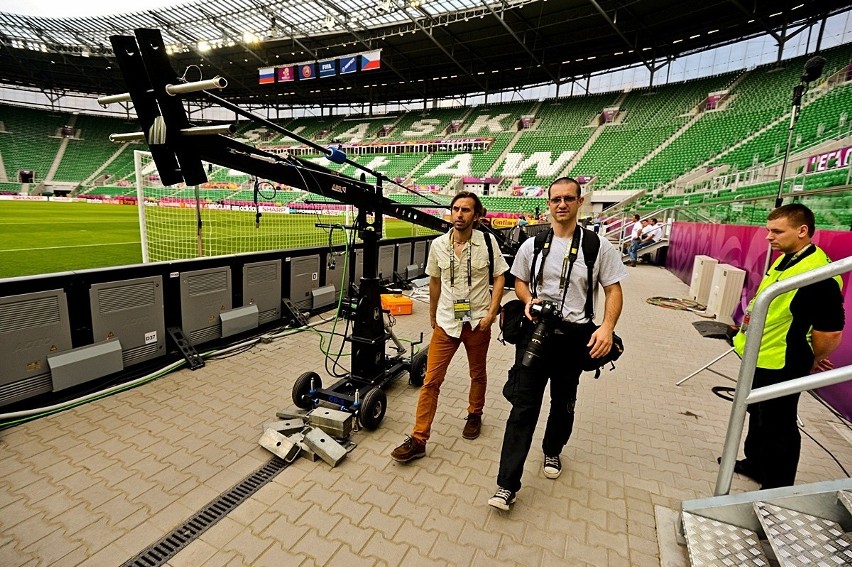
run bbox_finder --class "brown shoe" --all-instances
[463,414,482,440]
[391,437,426,462]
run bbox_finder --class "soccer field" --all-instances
[0,201,143,278]
[0,201,438,279]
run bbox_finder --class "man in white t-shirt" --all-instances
[623,216,646,255]
[627,218,662,266]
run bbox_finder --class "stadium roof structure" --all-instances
[1,0,851,108]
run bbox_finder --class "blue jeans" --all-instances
[496,328,584,492]
[628,239,655,261]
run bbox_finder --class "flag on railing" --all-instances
[259,67,275,84]
[319,60,337,78]
[299,63,316,80]
[339,56,357,75]
[277,66,295,82]
[360,51,381,71]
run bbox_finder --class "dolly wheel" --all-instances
[292,371,321,409]
[359,388,387,430]
[409,347,429,387]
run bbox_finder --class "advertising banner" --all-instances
[339,56,357,75]
[299,63,316,80]
[318,60,336,78]
[277,66,295,82]
[806,146,852,172]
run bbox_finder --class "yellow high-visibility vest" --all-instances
[734,246,842,369]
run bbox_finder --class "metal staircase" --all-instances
[680,255,852,567]
[682,480,852,566]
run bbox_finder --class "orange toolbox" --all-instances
[380,294,413,315]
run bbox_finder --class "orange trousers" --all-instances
[411,323,491,443]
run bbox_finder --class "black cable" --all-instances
[646,296,707,311]
[711,386,735,401]
[711,385,851,478]
[807,391,852,432]
[325,225,360,378]
[799,425,850,477]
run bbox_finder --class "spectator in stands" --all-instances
[728,204,844,489]
[391,191,509,463]
[592,213,602,234]
[623,214,642,252]
[627,218,662,266]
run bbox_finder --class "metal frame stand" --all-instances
[676,347,735,386]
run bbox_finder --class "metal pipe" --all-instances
[165,76,227,95]
[180,124,236,136]
[747,365,852,405]
[109,132,146,143]
[98,92,132,106]
[714,255,852,496]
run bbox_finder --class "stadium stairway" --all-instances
[44,114,76,183]
[486,127,526,178]
[560,119,606,178]
[682,78,838,188]
[680,479,852,566]
[401,153,432,185]
[621,237,669,262]
[82,143,134,187]
[609,111,703,188]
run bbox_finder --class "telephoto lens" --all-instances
[521,301,560,368]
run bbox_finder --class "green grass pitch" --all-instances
[0,201,438,279]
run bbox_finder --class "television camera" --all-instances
[100,28,509,430]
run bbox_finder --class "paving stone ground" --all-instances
[0,264,849,566]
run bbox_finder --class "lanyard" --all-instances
[449,238,472,289]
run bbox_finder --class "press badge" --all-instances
[454,299,472,322]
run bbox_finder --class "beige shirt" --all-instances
[426,229,509,338]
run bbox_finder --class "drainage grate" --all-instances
[121,456,289,567]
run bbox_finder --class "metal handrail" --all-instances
[715,254,852,496]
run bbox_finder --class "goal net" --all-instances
[134,150,356,262]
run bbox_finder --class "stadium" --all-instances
[0,0,851,565]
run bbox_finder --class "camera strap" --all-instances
[530,227,601,321]
[531,228,554,297]
[557,228,583,313]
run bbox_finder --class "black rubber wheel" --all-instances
[358,387,387,430]
[292,371,321,409]
[409,347,429,387]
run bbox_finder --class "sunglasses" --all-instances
[548,196,579,204]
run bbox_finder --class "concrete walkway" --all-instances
[1,264,849,566]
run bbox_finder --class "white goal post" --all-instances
[134,150,357,263]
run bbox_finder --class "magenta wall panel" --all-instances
[667,222,852,420]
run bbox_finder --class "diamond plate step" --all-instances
[682,511,770,566]
[754,501,852,567]
[839,490,852,516]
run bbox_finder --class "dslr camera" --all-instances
[521,300,562,368]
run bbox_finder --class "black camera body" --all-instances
[521,300,562,368]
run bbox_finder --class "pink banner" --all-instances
[667,222,852,420]
[806,146,852,173]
